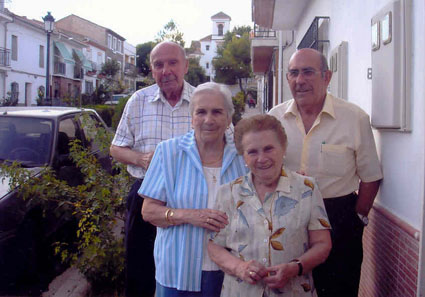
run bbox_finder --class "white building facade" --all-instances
[123,41,137,93]
[1,11,96,106]
[82,40,106,95]
[199,12,231,80]
[0,7,13,102]
[5,14,47,106]
[251,0,425,296]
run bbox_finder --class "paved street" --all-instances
[242,103,262,118]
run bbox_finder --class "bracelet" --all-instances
[290,259,303,276]
[165,208,175,225]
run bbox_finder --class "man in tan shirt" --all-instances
[269,48,383,297]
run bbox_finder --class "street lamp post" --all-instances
[43,12,55,106]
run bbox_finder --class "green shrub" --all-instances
[94,106,115,127]
[232,91,246,125]
[1,113,132,295]
[111,96,131,130]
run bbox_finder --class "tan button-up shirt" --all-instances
[269,94,383,198]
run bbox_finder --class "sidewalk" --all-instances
[242,103,261,118]
[41,267,90,297]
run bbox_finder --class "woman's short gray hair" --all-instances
[189,82,234,118]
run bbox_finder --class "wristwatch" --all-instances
[290,259,303,276]
[357,213,369,226]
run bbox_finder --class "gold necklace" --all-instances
[201,151,224,166]
[204,166,221,183]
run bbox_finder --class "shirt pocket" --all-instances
[319,144,354,177]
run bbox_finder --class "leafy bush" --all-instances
[111,96,131,130]
[87,105,115,127]
[232,91,245,125]
[1,113,132,295]
[0,92,18,106]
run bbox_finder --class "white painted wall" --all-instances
[7,20,46,105]
[82,43,104,93]
[211,17,230,39]
[83,43,105,70]
[198,15,231,79]
[124,41,135,57]
[199,39,217,77]
[291,0,424,229]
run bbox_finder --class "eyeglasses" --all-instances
[286,68,325,80]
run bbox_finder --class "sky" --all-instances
[6,0,253,47]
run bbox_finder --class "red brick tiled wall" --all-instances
[359,204,420,297]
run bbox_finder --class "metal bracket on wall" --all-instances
[367,68,372,79]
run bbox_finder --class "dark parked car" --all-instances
[0,107,112,295]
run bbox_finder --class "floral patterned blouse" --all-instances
[211,168,331,297]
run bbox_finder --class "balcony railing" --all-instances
[54,62,66,75]
[253,24,276,38]
[74,66,84,79]
[125,62,137,76]
[91,61,98,71]
[298,16,330,50]
[0,48,10,67]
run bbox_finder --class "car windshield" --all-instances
[0,116,53,167]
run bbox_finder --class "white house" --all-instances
[3,11,92,106]
[199,12,231,80]
[0,5,13,102]
[5,13,47,105]
[81,38,106,95]
[251,0,424,296]
[123,41,137,93]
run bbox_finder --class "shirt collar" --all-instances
[275,167,291,193]
[151,80,191,104]
[320,93,336,119]
[241,167,291,196]
[178,130,238,177]
[283,93,336,120]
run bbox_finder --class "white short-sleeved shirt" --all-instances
[112,81,194,178]
[268,93,383,198]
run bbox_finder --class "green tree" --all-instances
[100,59,123,101]
[185,57,207,87]
[213,27,252,94]
[155,20,185,47]
[136,41,156,76]
[223,25,252,44]
[232,91,246,125]
[101,59,121,77]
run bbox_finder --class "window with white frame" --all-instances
[108,34,112,49]
[39,45,44,68]
[218,24,224,36]
[11,35,18,61]
[206,45,210,51]
[117,40,122,53]
[85,81,93,94]
[97,52,103,68]
[113,37,117,51]
[206,62,209,69]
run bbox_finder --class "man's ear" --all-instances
[324,70,332,85]
[184,59,189,74]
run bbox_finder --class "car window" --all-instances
[0,116,53,165]
[79,113,103,153]
[57,117,81,155]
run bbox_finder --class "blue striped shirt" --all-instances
[138,130,247,291]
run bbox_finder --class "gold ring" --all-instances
[249,271,255,276]
[207,218,210,224]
